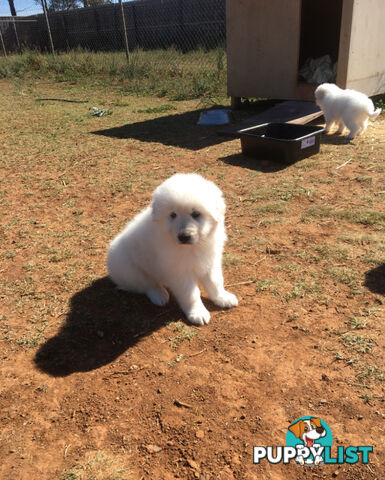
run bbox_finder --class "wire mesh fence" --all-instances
[0,0,226,57]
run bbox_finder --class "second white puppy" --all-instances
[315,83,381,139]
[107,173,238,326]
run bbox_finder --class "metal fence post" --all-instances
[0,27,7,57]
[41,0,55,54]
[119,0,130,62]
[11,18,21,53]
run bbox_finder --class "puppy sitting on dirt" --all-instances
[107,173,238,326]
[314,83,381,139]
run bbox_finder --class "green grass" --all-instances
[338,233,385,246]
[222,253,242,268]
[362,306,381,317]
[283,279,322,301]
[254,201,288,217]
[168,322,197,347]
[342,333,376,354]
[373,93,385,110]
[307,205,385,226]
[327,267,359,290]
[360,251,384,267]
[16,333,42,349]
[346,317,367,330]
[355,176,373,184]
[359,394,380,405]
[0,48,227,101]
[356,365,384,383]
[167,354,185,367]
[135,105,177,114]
[256,279,278,293]
[59,451,130,480]
[314,243,350,262]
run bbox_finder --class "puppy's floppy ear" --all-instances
[205,186,226,223]
[150,201,160,221]
[311,417,322,428]
[288,420,305,439]
[205,192,226,223]
[150,198,165,222]
[315,85,326,102]
[150,189,165,222]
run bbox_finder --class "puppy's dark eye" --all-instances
[170,212,177,219]
[191,211,201,219]
[304,426,308,432]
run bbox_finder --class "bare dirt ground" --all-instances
[0,79,384,480]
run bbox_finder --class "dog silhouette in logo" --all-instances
[288,417,326,465]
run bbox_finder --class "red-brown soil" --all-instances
[0,80,384,480]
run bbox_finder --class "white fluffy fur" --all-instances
[107,173,238,326]
[315,83,381,139]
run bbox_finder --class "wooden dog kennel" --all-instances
[226,0,385,104]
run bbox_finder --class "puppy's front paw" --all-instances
[187,306,211,326]
[146,287,170,306]
[213,290,238,309]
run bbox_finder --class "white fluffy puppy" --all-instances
[107,173,238,325]
[315,83,381,139]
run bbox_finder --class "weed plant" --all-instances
[0,47,227,100]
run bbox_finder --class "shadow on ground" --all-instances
[364,264,385,295]
[34,277,183,377]
[218,153,295,173]
[91,109,232,151]
[219,132,352,172]
[320,133,352,146]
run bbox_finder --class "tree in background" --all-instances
[82,0,112,6]
[34,0,112,12]
[46,0,79,10]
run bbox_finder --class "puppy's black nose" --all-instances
[178,233,191,244]
[316,427,324,434]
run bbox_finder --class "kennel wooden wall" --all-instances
[226,0,385,103]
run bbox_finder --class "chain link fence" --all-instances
[0,0,226,56]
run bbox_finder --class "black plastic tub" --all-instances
[240,123,325,163]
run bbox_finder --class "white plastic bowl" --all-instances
[197,109,231,125]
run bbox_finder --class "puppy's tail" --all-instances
[369,107,382,120]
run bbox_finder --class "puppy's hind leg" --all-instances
[345,121,362,139]
[361,118,369,135]
[343,113,366,139]
[146,286,169,306]
[109,253,169,306]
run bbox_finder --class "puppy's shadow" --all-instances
[34,277,182,377]
[364,264,385,295]
[320,133,352,145]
